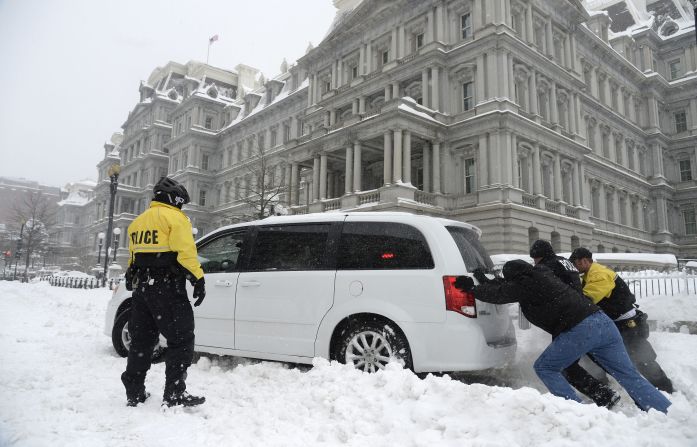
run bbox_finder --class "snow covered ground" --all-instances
[1,281,696,447]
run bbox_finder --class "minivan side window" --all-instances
[338,222,434,270]
[446,226,494,271]
[197,231,246,273]
[247,224,331,271]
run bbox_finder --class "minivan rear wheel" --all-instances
[336,320,412,372]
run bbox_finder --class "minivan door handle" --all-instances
[214,280,234,287]
[240,280,261,288]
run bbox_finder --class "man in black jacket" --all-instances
[529,240,619,408]
[456,260,670,413]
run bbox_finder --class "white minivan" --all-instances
[105,212,516,373]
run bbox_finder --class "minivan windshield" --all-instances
[446,226,494,272]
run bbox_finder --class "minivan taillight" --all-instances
[443,276,477,318]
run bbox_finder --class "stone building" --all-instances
[92,0,697,268]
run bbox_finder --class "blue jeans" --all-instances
[534,311,671,413]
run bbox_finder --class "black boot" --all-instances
[163,391,206,407]
[126,391,151,407]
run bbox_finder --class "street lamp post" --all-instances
[112,227,121,262]
[102,164,121,286]
[96,232,105,265]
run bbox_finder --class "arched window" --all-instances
[528,227,539,247]
[597,244,605,253]
[551,231,561,252]
[571,235,580,250]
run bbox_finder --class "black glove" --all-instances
[192,277,206,307]
[472,268,489,284]
[454,276,475,292]
[124,266,135,291]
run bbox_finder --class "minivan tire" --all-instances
[336,319,413,372]
[111,309,166,363]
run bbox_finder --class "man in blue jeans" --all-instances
[457,260,670,413]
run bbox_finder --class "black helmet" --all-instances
[569,247,593,263]
[153,177,189,208]
[529,239,555,259]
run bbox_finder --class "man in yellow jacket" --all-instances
[569,247,673,394]
[120,177,206,407]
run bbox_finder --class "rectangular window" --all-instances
[675,111,687,133]
[197,231,247,273]
[462,82,473,111]
[351,65,358,79]
[323,81,331,93]
[461,13,471,39]
[182,152,188,168]
[679,159,692,182]
[382,50,389,64]
[202,154,209,170]
[186,116,192,129]
[446,226,494,272]
[416,33,424,49]
[669,59,682,80]
[338,222,434,270]
[204,116,213,129]
[199,190,207,206]
[464,158,475,193]
[248,224,331,271]
[684,209,697,235]
[270,129,277,147]
[284,124,291,143]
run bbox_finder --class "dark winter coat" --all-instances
[538,255,582,291]
[473,260,600,337]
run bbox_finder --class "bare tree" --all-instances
[11,191,56,280]
[227,135,288,222]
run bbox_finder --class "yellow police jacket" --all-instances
[127,201,204,280]
[581,262,616,304]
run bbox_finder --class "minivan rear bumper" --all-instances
[401,312,517,373]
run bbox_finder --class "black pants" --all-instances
[121,275,195,398]
[563,359,617,407]
[617,312,674,394]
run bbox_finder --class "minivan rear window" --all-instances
[446,226,494,272]
[338,222,434,270]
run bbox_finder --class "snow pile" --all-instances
[1,282,696,446]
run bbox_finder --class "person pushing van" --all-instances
[456,260,671,413]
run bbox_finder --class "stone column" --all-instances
[564,35,571,69]
[607,128,616,162]
[290,163,299,205]
[433,142,441,193]
[427,8,435,42]
[393,129,403,183]
[511,134,519,188]
[598,183,607,220]
[353,141,363,192]
[403,130,412,184]
[422,68,430,108]
[590,67,598,98]
[436,4,444,41]
[479,134,489,186]
[553,153,563,201]
[477,54,486,104]
[423,143,431,192]
[312,156,321,202]
[345,146,353,194]
[579,161,589,207]
[624,192,632,227]
[572,162,580,206]
[603,75,612,108]
[529,70,539,116]
[473,0,483,33]
[525,2,534,45]
[545,18,554,58]
[284,164,292,205]
[384,85,392,102]
[319,154,328,200]
[532,143,542,195]
[647,94,659,129]
[628,93,636,122]
[392,82,400,100]
[383,131,392,186]
[432,66,440,111]
[359,45,366,75]
[359,96,366,114]
[399,25,406,58]
[618,87,625,114]
[331,61,338,89]
[550,82,559,126]
[391,28,398,60]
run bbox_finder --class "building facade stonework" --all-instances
[91,0,697,269]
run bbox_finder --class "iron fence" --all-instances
[620,272,697,298]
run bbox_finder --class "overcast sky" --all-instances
[0,0,337,188]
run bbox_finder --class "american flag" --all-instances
[209,34,219,44]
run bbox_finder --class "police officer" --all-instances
[528,240,620,409]
[569,247,674,394]
[120,177,206,407]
